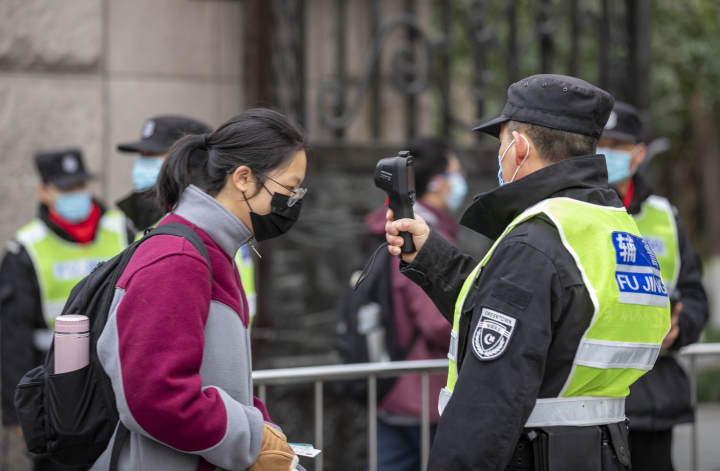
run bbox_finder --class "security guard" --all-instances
[385,75,671,470]
[0,149,131,471]
[116,115,258,323]
[116,115,212,233]
[599,102,708,471]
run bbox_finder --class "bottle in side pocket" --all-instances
[54,314,89,374]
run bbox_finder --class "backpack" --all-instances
[14,223,212,469]
[334,244,417,402]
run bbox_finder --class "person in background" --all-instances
[366,137,464,471]
[90,109,308,471]
[116,115,212,233]
[0,149,131,471]
[599,102,709,471]
[116,115,258,323]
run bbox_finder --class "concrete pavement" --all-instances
[673,403,720,471]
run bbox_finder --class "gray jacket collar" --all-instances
[174,185,252,259]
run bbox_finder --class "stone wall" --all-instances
[0,0,244,248]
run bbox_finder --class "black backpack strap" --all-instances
[142,223,213,288]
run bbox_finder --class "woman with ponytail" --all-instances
[91,109,307,471]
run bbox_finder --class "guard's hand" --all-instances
[661,301,682,351]
[249,423,297,471]
[385,209,430,264]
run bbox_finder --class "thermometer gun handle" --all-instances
[388,193,416,253]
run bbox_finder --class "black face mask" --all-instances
[247,192,303,241]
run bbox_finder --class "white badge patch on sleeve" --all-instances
[472,308,517,361]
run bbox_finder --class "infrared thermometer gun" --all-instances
[374,150,416,254]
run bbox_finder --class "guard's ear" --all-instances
[511,130,531,165]
[38,183,55,207]
[630,143,647,172]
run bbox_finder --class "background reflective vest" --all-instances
[633,195,680,291]
[441,197,671,426]
[15,210,128,350]
[235,244,257,326]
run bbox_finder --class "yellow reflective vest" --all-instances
[633,195,680,291]
[440,198,670,426]
[235,245,257,326]
[15,211,128,348]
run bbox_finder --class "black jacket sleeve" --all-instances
[428,238,561,471]
[670,214,708,349]
[0,242,44,426]
[399,230,479,323]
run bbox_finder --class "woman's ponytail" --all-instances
[156,133,209,210]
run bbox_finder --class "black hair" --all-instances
[156,108,306,210]
[407,137,453,198]
[507,121,597,163]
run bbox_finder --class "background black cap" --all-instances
[601,101,642,143]
[117,115,212,154]
[473,74,615,139]
[34,149,92,189]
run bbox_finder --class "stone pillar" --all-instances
[104,0,244,204]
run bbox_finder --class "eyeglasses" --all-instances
[258,173,307,207]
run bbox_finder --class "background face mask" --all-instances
[445,172,468,211]
[599,147,632,184]
[55,190,92,222]
[132,157,164,191]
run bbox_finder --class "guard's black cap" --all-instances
[601,101,642,143]
[34,149,93,189]
[117,115,212,154]
[473,74,615,139]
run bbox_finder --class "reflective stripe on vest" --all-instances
[633,195,680,290]
[16,211,128,333]
[525,396,625,427]
[440,197,670,424]
[235,245,257,325]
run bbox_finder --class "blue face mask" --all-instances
[445,172,468,212]
[497,139,514,186]
[132,157,164,191]
[497,135,530,186]
[599,147,632,184]
[55,190,92,223]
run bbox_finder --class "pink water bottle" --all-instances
[54,315,90,374]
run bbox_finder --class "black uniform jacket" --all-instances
[400,155,627,470]
[116,189,165,234]
[624,173,708,430]
[0,203,133,426]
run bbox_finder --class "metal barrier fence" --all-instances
[253,344,720,471]
[680,343,720,471]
